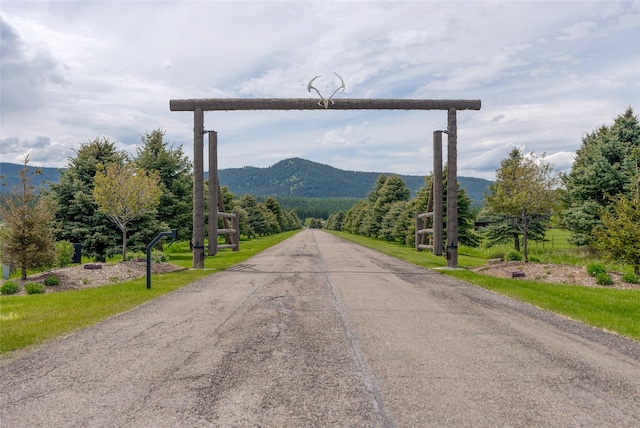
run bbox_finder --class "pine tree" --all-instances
[49,137,128,261]
[563,108,640,245]
[0,156,56,279]
[135,129,193,241]
[592,149,640,274]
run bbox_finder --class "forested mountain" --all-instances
[0,163,61,193]
[217,158,491,206]
[1,159,492,206]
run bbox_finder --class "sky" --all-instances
[1,1,639,180]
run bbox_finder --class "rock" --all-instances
[84,264,103,270]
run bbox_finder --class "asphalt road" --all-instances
[1,229,639,427]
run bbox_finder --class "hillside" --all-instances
[218,158,491,206]
[1,159,491,206]
[0,163,61,193]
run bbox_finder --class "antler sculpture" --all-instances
[307,73,345,109]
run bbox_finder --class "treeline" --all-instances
[217,157,491,206]
[324,173,480,247]
[325,108,640,275]
[272,196,361,220]
[0,129,302,269]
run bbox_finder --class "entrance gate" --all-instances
[169,98,481,269]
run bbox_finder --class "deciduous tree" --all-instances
[485,148,561,261]
[93,163,162,261]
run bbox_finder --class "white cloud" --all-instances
[0,0,638,183]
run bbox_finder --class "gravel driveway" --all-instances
[1,229,639,427]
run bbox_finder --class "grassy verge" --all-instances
[329,231,640,341]
[0,230,300,356]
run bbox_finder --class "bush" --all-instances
[1,281,20,295]
[528,256,541,262]
[25,282,46,294]
[595,272,614,286]
[44,275,60,286]
[622,273,639,284]
[55,240,75,267]
[587,263,607,277]
[505,250,523,261]
[151,249,167,263]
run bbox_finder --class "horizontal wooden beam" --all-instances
[170,98,481,112]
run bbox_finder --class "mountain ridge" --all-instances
[0,159,491,206]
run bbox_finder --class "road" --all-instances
[1,229,639,427]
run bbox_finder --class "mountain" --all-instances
[0,163,62,194]
[217,158,491,206]
[1,159,492,206]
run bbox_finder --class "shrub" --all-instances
[595,272,614,286]
[55,240,75,267]
[505,250,523,261]
[1,281,20,295]
[622,273,639,284]
[44,275,60,286]
[587,263,607,277]
[25,282,46,294]
[528,256,541,263]
[151,249,167,263]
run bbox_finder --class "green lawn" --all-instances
[0,230,300,357]
[3,228,638,359]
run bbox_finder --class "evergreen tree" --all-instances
[342,200,370,234]
[264,197,284,233]
[592,149,640,274]
[325,210,345,231]
[0,157,56,279]
[49,137,127,261]
[379,200,408,241]
[485,149,560,261]
[363,175,410,237]
[563,108,640,245]
[135,129,193,241]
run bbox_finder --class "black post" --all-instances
[146,229,177,289]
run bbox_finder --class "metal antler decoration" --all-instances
[307,72,345,109]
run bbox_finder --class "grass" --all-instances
[0,230,299,356]
[3,228,639,357]
[329,231,640,341]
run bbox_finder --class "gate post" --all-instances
[192,107,205,268]
[208,131,218,256]
[433,131,444,256]
[446,108,458,268]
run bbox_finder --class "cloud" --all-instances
[0,15,65,115]
[0,1,637,184]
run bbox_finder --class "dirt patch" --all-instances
[472,260,639,290]
[1,261,187,295]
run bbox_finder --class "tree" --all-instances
[563,108,640,245]
[0,156,56,279]
[325,210,345,231]
[591,150,640,274]
[485,148,561,261]
[93,163,162,261]
[479,211,546,251]
[342,200,370,234]
[135,129,193,241]
[363,174,410,237]
[49,137,128,261]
